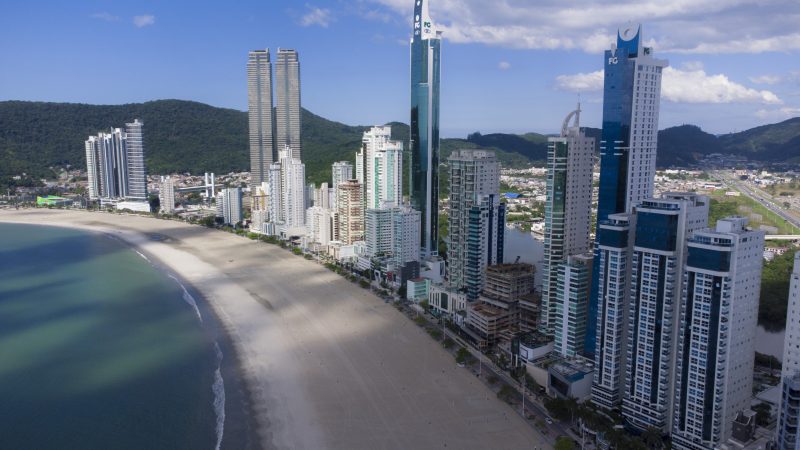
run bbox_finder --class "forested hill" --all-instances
[1,99,798,188]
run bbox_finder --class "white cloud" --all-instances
[555,67,782,105]
[755,107,800,120]
[300,6,333,27]
[555,70,604,92]
[133,15,155,28]
[498,61,511,70]
[750,75,782,85]
[90,12,119,22]
[366,0,800,54]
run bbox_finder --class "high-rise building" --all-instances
[314,182,331,210]
[541,105,595,336]
[365,206,421,268]
[622,193,709,432]
[218,187,243,226]
[409,0,441,257]
[357,126,403,210]
[671,218,764,450]
[248,49,275,189]
[267,163,283,225]
[332,161,354,209]
[590,25,668,409]
[124,120,147,201]
[337,180,364,245]
[553,254,593,358]
[307,206,337,246]
[279,148,306,229]
[275,49,301,161]
[159,176,175,214]
[776,253,800,450]
[84,120,147,202]
[447,150,505,300]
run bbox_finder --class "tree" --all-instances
[554,436,575,450]
[642,427,664,449]
[455,347,471,365]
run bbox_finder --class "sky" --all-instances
[1,0,798,137]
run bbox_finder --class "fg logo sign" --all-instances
[608,57,618,65]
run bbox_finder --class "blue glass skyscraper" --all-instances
[410,0,441,257]
[588,24,668,411]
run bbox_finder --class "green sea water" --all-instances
[0,223,218,449]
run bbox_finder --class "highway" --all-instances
[711,171,800,232]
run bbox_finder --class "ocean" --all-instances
[0,223,224,449]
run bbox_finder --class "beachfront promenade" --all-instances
[0,209,548,450]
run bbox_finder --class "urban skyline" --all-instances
[2,1,797,136]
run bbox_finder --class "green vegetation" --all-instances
[497,384,516,404]
[760,249,798,331]
[455,347,471,365]
[554,437,575,450]
[753,402,772,426]
[708,190,800,234]
[755,351,782,370]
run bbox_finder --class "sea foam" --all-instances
[213,342,226,450]
[168,274,203,322]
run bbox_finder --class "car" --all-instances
[545,417,553,425]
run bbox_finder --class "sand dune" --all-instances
[1,209,548,450]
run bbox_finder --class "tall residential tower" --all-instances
[409,0,441,257]
[275,49,302,161]
[247,49,275,189]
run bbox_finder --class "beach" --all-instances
[0,209,548,449]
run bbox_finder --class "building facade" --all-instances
[247,49,275,188]
[218,187,243,226]
[279,148,306,229]
[590,24,668,410]
[553,254,593,358]
[409,0,441,257]
[447,150,505,300]
[337,180,364,245]
[274,49,301,161]
[671,218,764,450]
[622,193,709,432]
[84,120,147,202]
[541,105,595,336]
[357,126,403,210]
[776,253,800,450]
[331,161,354,209]
[159,176,175,214]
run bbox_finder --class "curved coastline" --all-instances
[1,215,263,450]
[1,209,548,450]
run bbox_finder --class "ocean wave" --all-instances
[213,342,226,450]
[135,250,150,262]
[167,274,203,323]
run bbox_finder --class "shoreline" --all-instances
[1,209,548,449]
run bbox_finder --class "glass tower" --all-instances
[410,0,441,257]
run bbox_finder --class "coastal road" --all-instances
[0,209,550,450]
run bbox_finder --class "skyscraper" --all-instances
[248,49,275,189]
[84,120,147,202]
[447,150,505,300]
[776,253,800,450]
[159,176,175,214]
[275,49,301,161]
[622,193,708,432]
[124,120,147,201]
[590,24,668,409]
[409,0,441,257]
[541,105,595,336]
[671,218,764,450]
[365,206,421,268]
[279,148,306,229]
[337,180,364,245]
[358,126,403,210]
[553,254,593,358]
[218,187,243,226]
[331,161,354,209]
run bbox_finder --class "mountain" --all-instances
[1,100,798,190]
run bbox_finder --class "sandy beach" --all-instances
[1,209,549,450]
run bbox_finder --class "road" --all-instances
[712,171,800,232]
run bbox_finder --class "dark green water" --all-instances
[0,223,218,449]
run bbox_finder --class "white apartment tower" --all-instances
[84,120,147,202]
[447,150,505,300]
[159,176,176,214]
[357,126,403,210]
[275,49,301,161]
[622,193,709,433]
[553,253,594,358]
[247,49,275,188]
[279,148,306,229]
[541,105,595,336]
[776,253,800,450]
[331,161,354,209]
[218,187,243,226]
[267,163,283,225]
[365,206,421,268]
[671,218,764,450]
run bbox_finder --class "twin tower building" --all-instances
[541,25,766,450]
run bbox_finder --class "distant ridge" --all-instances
[1,99,798,189]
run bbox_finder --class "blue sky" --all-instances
[1,0,798,137]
